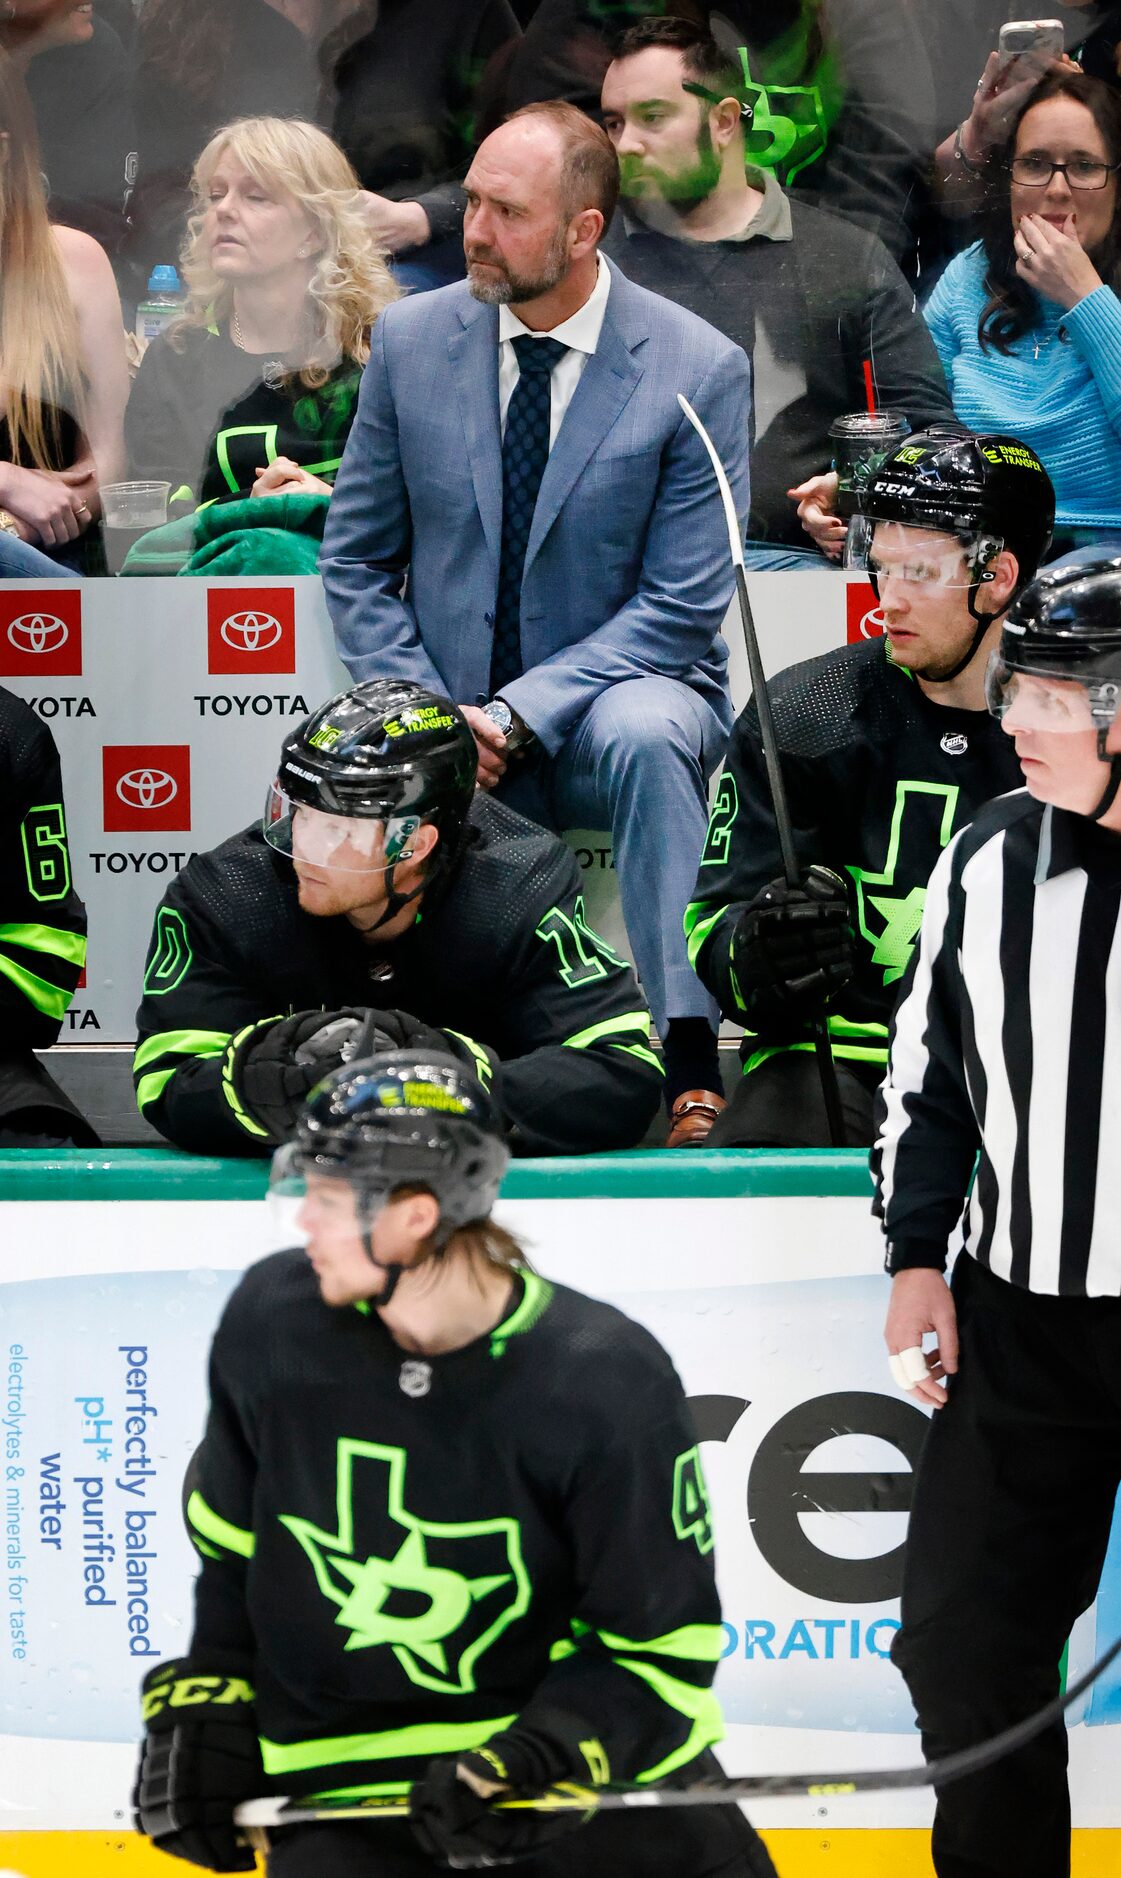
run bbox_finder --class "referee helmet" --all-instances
[988,555,1121,818]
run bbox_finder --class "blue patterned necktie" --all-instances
[489,334,569,698]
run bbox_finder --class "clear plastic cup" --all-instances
[99,481,171,574]
[100,481,171,530]
[829,412,910,518]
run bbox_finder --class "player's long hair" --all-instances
[394,1186,528,1286]
[175,116,399,389]
[0,51,85,469]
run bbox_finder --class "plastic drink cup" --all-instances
[100,481,171,574]
[830,411,911,518]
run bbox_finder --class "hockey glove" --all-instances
[222,1007,372,1145]
[732,866,855,1028]
[133,1656,261,1872]
[410,1751,588,1869]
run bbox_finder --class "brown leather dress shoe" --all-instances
[665,1089,727,1148]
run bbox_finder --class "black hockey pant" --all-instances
[706,1050,877,1148]
[892,1255,1121,1878]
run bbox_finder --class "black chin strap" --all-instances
[937,574,1007,684]
[364,853,427,935]
[1090,734,1121,823]
[361,1225,405,1307]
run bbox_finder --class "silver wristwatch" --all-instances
[482,699,533,753]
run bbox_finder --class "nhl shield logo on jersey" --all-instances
[279,1438,530,1692]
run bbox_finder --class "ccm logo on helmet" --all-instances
[207,587,295,675]
[0,590,82,676]
[103,745,192,833]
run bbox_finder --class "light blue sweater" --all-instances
[924,241,1121,531]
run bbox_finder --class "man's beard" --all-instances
[618,120,722,215]
[885,624,982,684]
[467,224,571,305]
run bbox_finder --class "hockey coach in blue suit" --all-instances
[320,100,752,1145]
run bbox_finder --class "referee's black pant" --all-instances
[893,1254,1121,1878]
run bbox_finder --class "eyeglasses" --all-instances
[1009,155,1120,190]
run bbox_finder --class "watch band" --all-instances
[954,120,984,177]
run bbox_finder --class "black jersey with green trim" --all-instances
[134,793,661,1157]
[0,687,86,1048]
[187,1253,724,1799]
[685,640,1023,1069]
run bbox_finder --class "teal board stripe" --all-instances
[0,1147,872,1202]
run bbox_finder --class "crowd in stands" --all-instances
[3,1,1121,1151]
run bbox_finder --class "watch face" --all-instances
[487,703,513,734]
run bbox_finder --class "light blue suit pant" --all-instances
[497,676,725,1034]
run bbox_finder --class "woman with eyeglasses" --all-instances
[925,70,1121,551]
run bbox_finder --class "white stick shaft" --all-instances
[676,393,745,571]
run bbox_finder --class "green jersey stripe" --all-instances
[561,1010,652,1051]
[133,1028,231,1074]
[260,1714,518,1775]
[0,951,71,1020]
[0,921,86,966]
[136,1068,177,1113]
[682,903,728,972]
[187,1489,256,1560]
[597,1622,725,1664]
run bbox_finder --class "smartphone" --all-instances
[998,19,1065,58]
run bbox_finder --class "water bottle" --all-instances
[134,265,186,347]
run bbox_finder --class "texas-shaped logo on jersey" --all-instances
[847,781,960,985]
[279,1439,531,1694]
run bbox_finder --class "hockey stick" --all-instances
[676,394,845,1147]
[234,1624,1121,1828]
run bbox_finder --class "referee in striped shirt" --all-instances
[874,557,1121,1878]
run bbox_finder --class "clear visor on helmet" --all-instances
[267,1141,391,1250]
[845,516,1003,592]
[985,653,1118,732]
[263,782,421,873]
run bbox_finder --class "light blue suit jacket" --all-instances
[320,260,752,754]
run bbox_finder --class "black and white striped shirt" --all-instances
[874,788,1121,1298]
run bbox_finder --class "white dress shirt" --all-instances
[497,255,612,450]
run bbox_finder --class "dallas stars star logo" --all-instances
[279,1439,531,1694]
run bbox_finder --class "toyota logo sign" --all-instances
[846,581,885,645]
[115,768,178,811]
[220,609,283,653]
[103,744,191,831]
[208,586,296,673]
[7,612,69,654]
[0,589,82,674]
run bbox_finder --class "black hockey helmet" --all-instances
[264,680,478,925]
[987,555,1121,820]
[271,1050,510,1302]
[847,424,1054,585]
[269,679,476,843]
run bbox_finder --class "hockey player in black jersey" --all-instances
[133,1050,777,1877]
[133,679,662,1157]
[685,424,1055,1147]
[0,685,96,1144]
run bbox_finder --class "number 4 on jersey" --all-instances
[673,1447,714,1555]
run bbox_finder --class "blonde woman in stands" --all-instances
[0,49,127,576]
[125,116,399,514]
